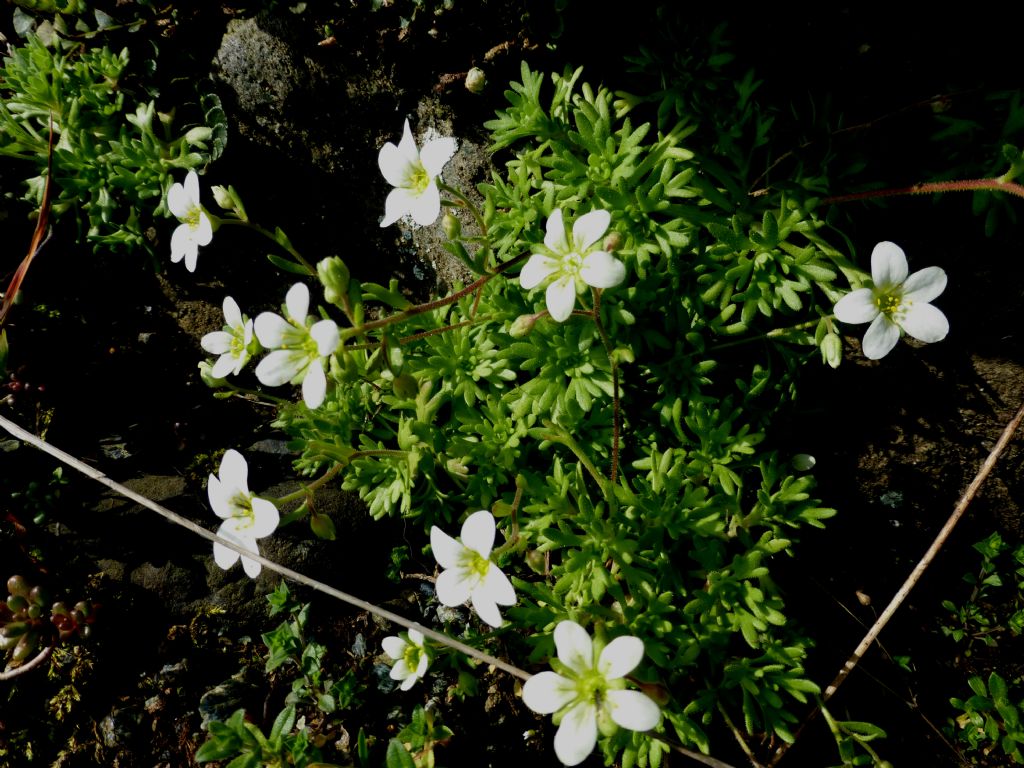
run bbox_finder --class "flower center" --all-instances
[875,291,902,316]
[185,207,202,230]
[408,164,431,194]
[461,548,492,581]
[576,668,609,707]
[229,492,256,527]
[559,251,584,279]
[403,643,422,672]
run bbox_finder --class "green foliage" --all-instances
[194,706,327,767]
[0,30,215,251]
[950,672,1024,764]
[388,705,453,768]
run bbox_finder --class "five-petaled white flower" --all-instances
[201,296,256,378]
[207,449,280,578]
[519,209,626,322]
[255,283,339,409]
[430,510,516,628]
[382,628,430,691]
[378,119,457,227]
[522,620,661,767]
[833,241,949,360]
[167,170,213,272]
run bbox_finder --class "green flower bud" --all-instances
[310,512,336,541]
[509,313,538,338]
[392,373,418,399]
[445,457,469,478]
[441,212,462,240]
[198,360,227,388]
[7,575,29,597]
[184,126,213,145]
[792,453,816,472]
[525,549,545,574]
[317,256,351,307]
[464,67,486,94]
[6,595,27,614]
[821,332,842,369]
[211,185,234,211]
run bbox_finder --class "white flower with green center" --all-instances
[522,621,661,767]
[201,296,256,378]
[167,170,213,272]
[833,241,948,360]
[519,208,626,322]
[254,283,339,409]
[429,510,516,628]
[381,629,430,691]
[378,119,457,227]
[207,449,280,578]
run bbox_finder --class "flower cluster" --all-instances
[522,621,660,766]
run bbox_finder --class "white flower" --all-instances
[207,449,280,578]
[167,170,213,272]
[382,629,430,691]
[429,510,516,628]
[519,209,626,322]
[833,241,948,360]
[254,283,340,409]
[378,119,457,227]
[201,296,256,378]
[522,621,660,767]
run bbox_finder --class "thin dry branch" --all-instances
[769,397,1024,767]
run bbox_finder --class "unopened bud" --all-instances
[821,332,842,369]
[184,126,213,145]
[441,212,462,240]
[525,550,545,574]
[317,256,351,307]
[464,67,486,94]
[211,185,234,211]
[445,457,469,478]
[198,360,227,388]
[509,313,538,338]
[310,512,337,541]
[602,231,623,252]
[392,373,418,399]
[792,453,816,472]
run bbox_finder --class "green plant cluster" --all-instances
[950,672,1024,764]
[0,20,224,251]
[228,58,870,764]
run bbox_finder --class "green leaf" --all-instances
[385,738,416,768]
[269,705,296,743]
[267,252,312,275]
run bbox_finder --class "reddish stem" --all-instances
[823,177,1024,206]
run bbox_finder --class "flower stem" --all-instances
[218,218,317,276]
[708,319,821,352]
[438,181,489,238]
[539,422,613,498]
[269,463,343,506]
[339,253,527,341]
[823,177,1024,206]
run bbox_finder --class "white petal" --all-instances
[213,540,240,570]
[572,210,610,251]
[470,589,504,628]
[520,253,558,290]
[302,362,327,409]
[381,187,417,227]
[420,136,457,176]
[195,212,213,246]
[390,658,412,681]
[544,209,569,253]
[409,182,442,226]
[210,353,240,379]
[580,250,626,289]
[430,525,463,570]
[461,510,496,557]
[833,288,878,325]
[184,170,201,205]
[256,349,307,386]
[522,671,578,714]
[554,700,598,767]
[223,296,242,328]
[254,312,297,348]
[554,621,594,675]
[436,566,474,607]
[899,302,949,344]
[902,266,947,304]
[207,474,233,519]
[378,141,416,189]
[870,241,908,288]
[399,671,418,690]
[483,563,517,607]
[219,449,249,492]
[167,183,189,219]
[250,498,280,538]
[184,243,200,273]
[861,314,900,360]
[285,283,310,324]
[408,628,425,646]
[545,277,578,322]
[310,319,339,356]
[201,330,233,355]
[606,689,660,731]
[170,225,189,263]
[240,552,262,578]
[396,119,421,167]
[382,636,406,659]
[598,636,644,680]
